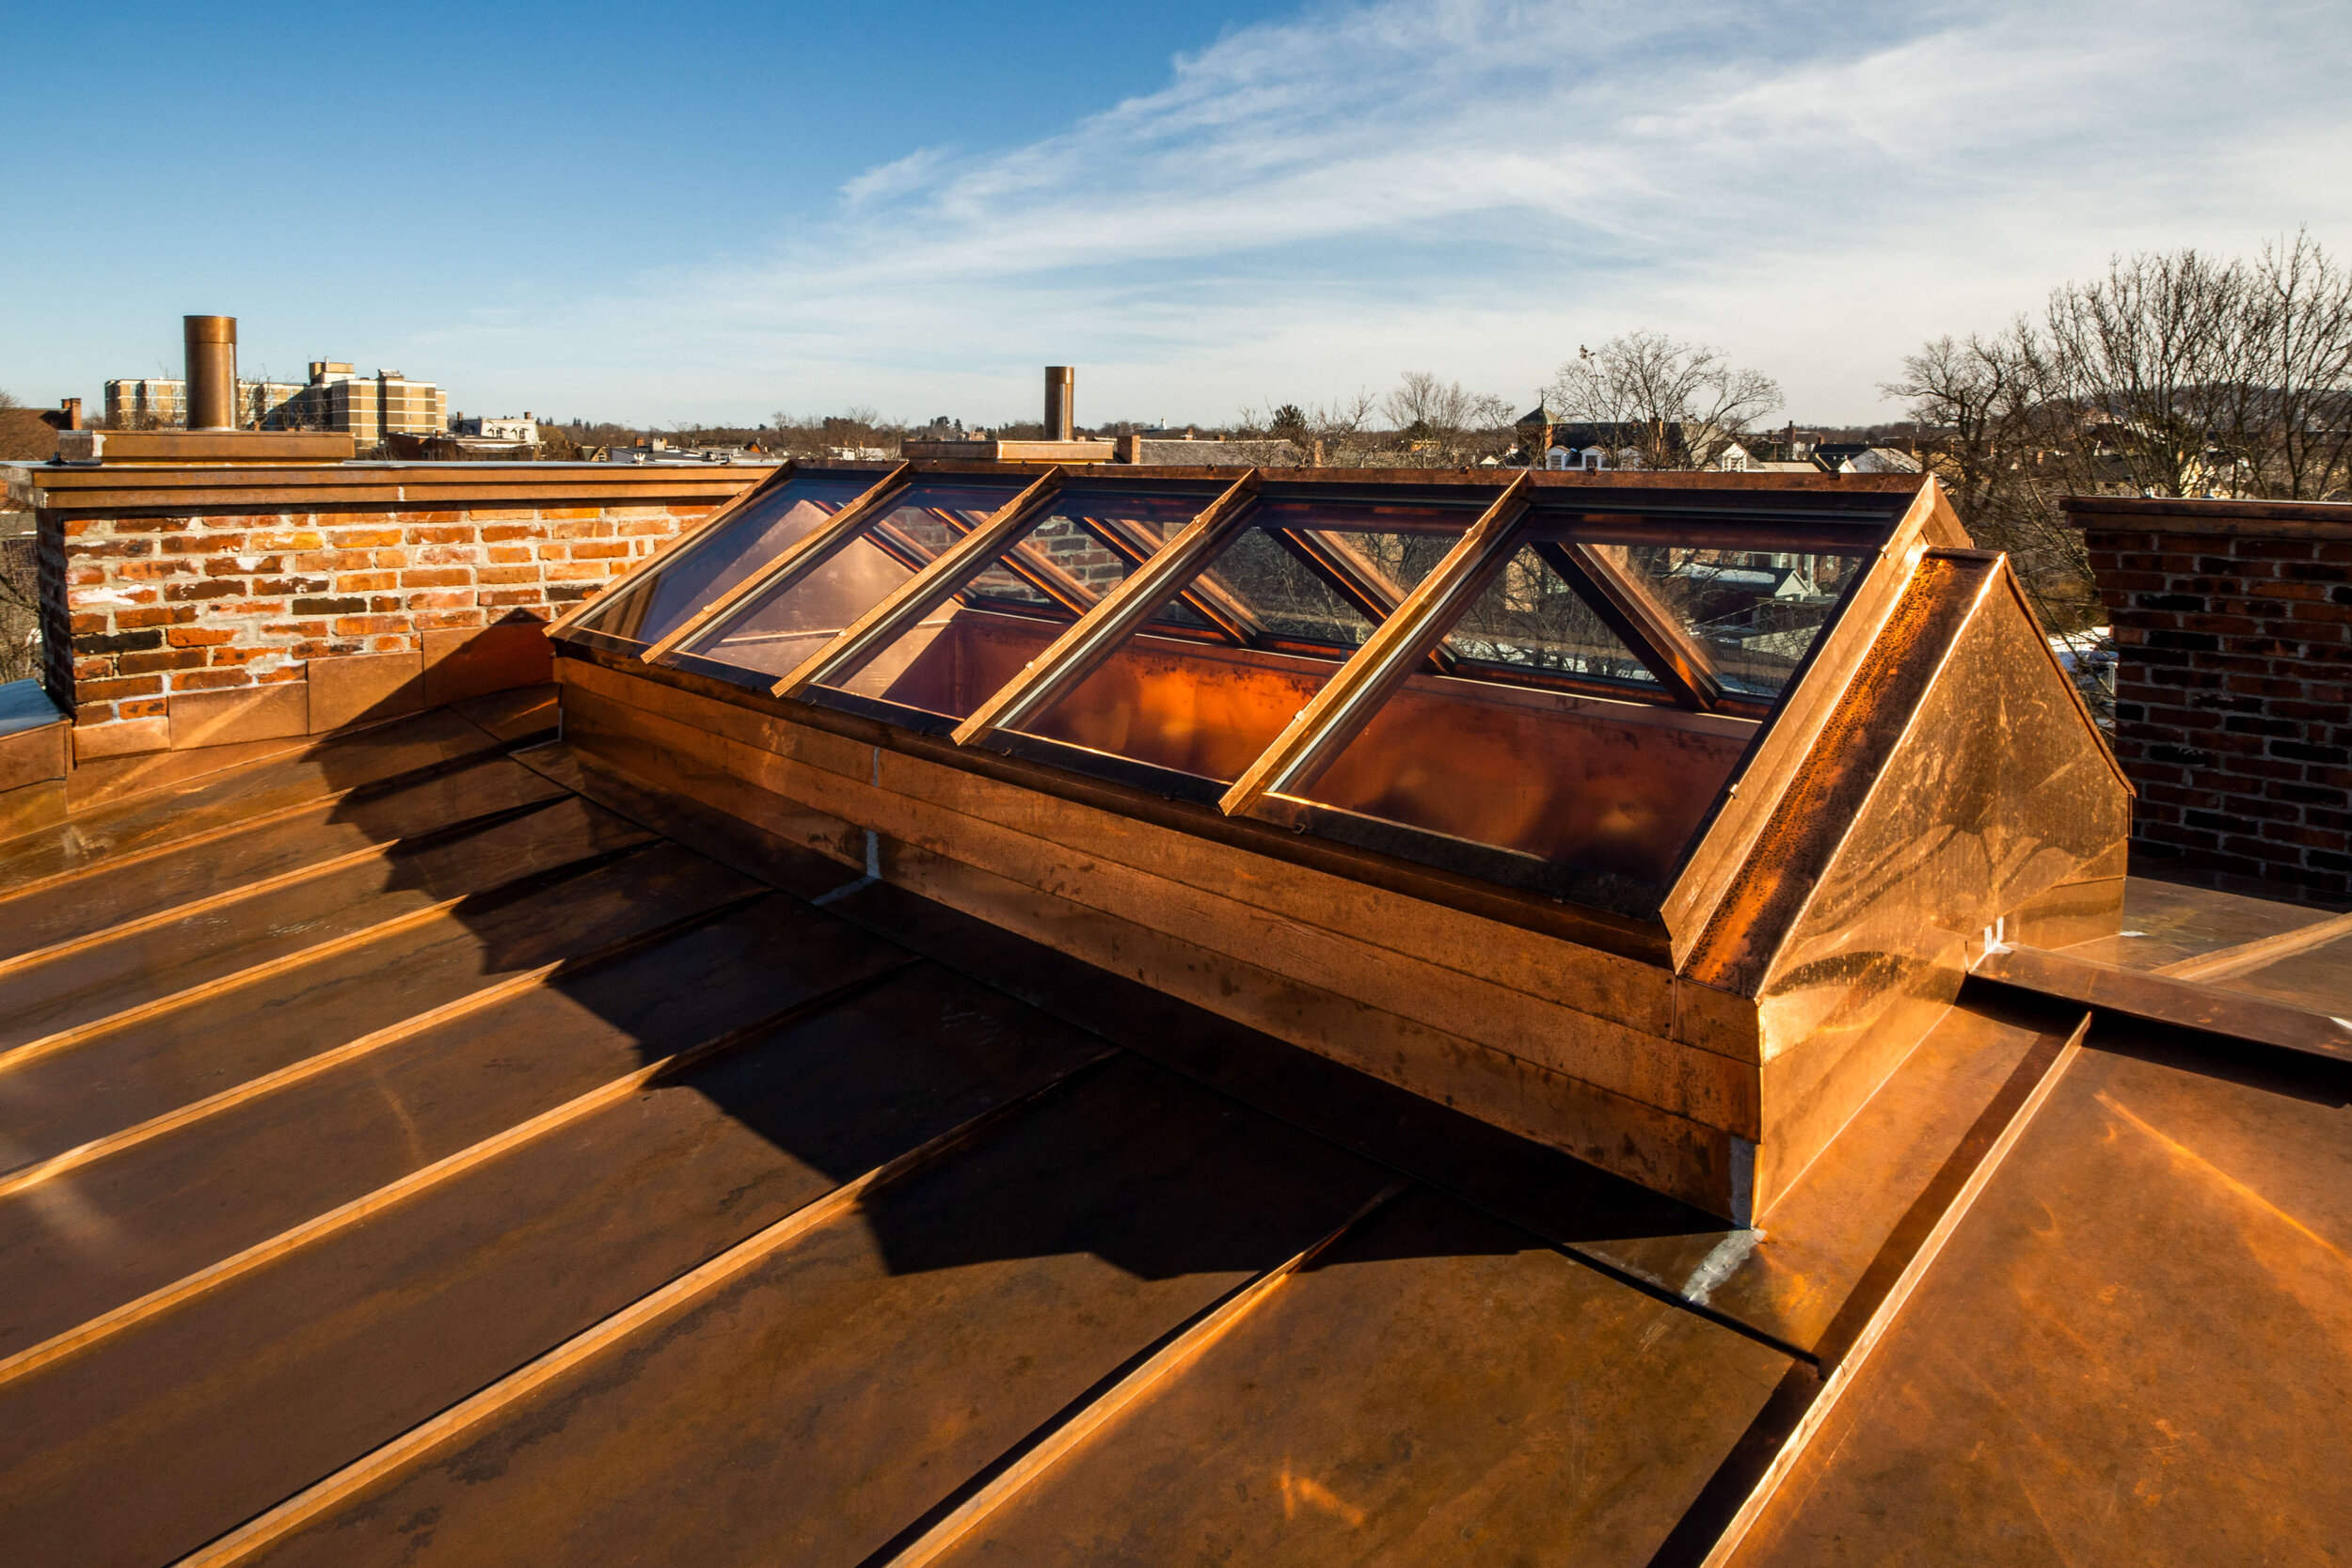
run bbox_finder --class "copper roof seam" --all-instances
[1685,1022,2091,1568]
[872,1177,1415,1567]
[1973,947,2352,1062]
[167,1044,1121,1568]
[0,952,926,1392]
[0,794,573,983]
[2153,908,2352,984]
[0,883,776,1202]
[0,734,518,903]
[0,836,664,1077]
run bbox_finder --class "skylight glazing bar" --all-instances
[1066,512,1256,643]
[1530,541,1725,711]
[1219,472,1535,816]
[866,502,1090,610]
[951,471,1263,746]
[1268,527,1455,674]
[641,461,912,663]
[771,469,1065,700]
[549,459,801,639]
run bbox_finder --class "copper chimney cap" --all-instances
[183,315,238,431]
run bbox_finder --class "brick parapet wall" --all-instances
[2065,497,2352,908]
[7,462,770,763]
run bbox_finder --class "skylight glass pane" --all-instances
[582,470,879,644]
[1443,547,1660,688]
[1022,638,1335,784]
[1296,685,1752,886]
[1009,498,1484,784]
[1608,546,1867,700]
[675,475,1026,679]
[827,484,1219,720]
[1201,530,1376,648]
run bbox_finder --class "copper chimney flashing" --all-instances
[1043,366,1074,442]
[183,315,238,431]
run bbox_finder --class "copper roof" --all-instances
[0,683,2343,1563]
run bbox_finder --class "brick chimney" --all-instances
[2064,495,2352,907]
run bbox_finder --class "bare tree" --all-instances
[2026,248,2255,499]
[1376,373,1514,466]
[1883,331,2103,641]
[1546,332,1783,470]
[2235,230,2352,499]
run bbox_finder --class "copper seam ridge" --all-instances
[1692,1017,2090,1568]
[1,705,490,850]
[1661,483,1942,955]
[876,1177,1413,1568]
[0,795,574,983]
[0,835,662,1077]
[0,736,519,905]
[2154,908,2352,984]
[0,885,774,1202]
[170,1046,1120,1568]
[0,954,925,1392]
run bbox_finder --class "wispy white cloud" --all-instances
[506,0,2352,422]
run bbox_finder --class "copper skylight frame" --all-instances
[556,462,1926,917]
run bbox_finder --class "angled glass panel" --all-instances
[1608,546,1867,700]
[1270,534,1872,891]
[670,475,1032,680]
[1009,494,1490,787]
[1521,495,1895,704]
[824,482,1227,721]
[1442,546,1660,691]
[580,468,882,645]
[1293,680,1755,888]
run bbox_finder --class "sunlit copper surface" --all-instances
[183,316,238,432]
[1025,634,1332,783]
[1304,680,1749,886]
[838,612,1059,721]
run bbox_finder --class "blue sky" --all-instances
[5,0,2347,426]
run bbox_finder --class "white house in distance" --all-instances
[1512,404,1919,475]
[453,412,539,443]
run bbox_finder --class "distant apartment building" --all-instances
[103,358,447,448]
[266,362,448,448]
[104,377,306,429]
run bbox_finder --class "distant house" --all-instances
[1525,419,1747,472]
[453,413,539,445]
[1815,443,1922,475]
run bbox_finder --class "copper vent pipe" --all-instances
[184,315,238,430]
[1044,366,1073,442]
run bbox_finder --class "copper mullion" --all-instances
[1070,512,1257,644]
[641,460,912,663]
[914,498,1107,618]
[1530,540,1725,711]
[772,470,1065,700]
[951,471,1263,747]
[1220,472,1534,817]
[1268,527,1456,675]
[550,458,803,640]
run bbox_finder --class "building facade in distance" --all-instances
[103,358,448,450]
[104,377,308,429]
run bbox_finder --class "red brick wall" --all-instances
[19,466,771,762]
[2069,499,2351,908]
